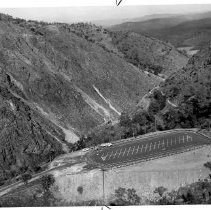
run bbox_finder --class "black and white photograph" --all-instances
[0,0,210,207]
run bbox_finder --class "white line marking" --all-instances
[101,154,107,161]
[135,145,140,154]
[186,135,188,142]
[162,139,165,147]
[153,142,156,149]
[126,147,131,156]
[172,138,176,145]
[145,144,148,152]
[107,151,114,160]
[158,141,160,149]
[179,135,185,143]
[182,135,185,143]
[117,149,123,158]
[131,146,136,155]
[149,142,153,151]
[175,137,178,145]
[187,135,193,142]
[140,145,144,153]
[166,139,169,147]
[112,150,119,159]
[122,148,127,157]
[148,143,151,151]
[110,151,115,159]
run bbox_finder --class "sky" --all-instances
[1,4,211,24]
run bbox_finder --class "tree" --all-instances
[119,112,132,127]
[204,162,211,171]
[132,110,148,125]
[111,187,141,206]
[75,136,86,150]
[148,100,161,115]
[21,173,32,184]
[40,174,55,191]
[154,186,167,197]
[77,186,83,195]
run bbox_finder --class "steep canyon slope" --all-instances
[0,14,165,182]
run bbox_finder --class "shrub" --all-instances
[119,112,132,127]
[40,174,55,191]
[21,173,32,184]
[154,186,167,197]
[77,186,83,194]
[111,187,141,206]
[204,162,211,171]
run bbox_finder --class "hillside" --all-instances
[68,23,188,76]
[77,42,211,149]
[0,14,164,132]
[111,31,188,76]
[160,42,211,129]
[0,13,165,182]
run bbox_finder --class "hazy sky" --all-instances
[1,4,211,23]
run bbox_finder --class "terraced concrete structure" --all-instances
[86,129,211,169]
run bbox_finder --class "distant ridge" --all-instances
[110,11,211,48]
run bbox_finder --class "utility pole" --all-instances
[102,168,106,205]
[154,116,157,131]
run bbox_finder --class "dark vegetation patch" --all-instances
[110,163,211,205]
[0,174,56,207]
[77,186,83,195]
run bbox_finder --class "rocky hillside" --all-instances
[0,70,66,183]
[0,14,163,133]
[0,14,164,182]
